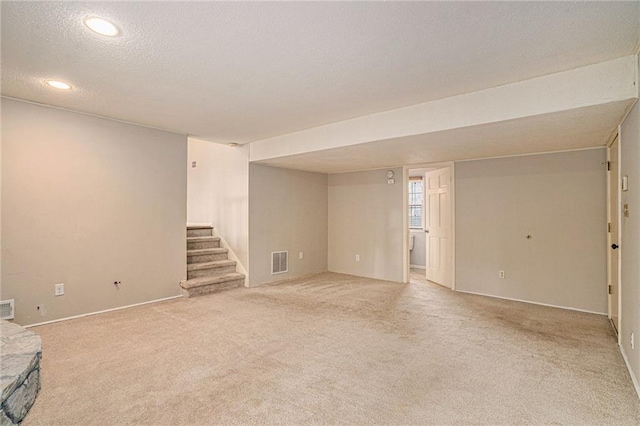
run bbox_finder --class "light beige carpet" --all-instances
[25,272,640,425]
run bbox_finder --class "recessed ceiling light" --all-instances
[228,143,239,148]
[46,80,72,90]
[83,17,119,37]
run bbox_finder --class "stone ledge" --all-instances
[0,320,42,425]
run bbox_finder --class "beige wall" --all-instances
[187,138,249,270]
[328,168,404,282]
[248,164,327,286]
[0,100,3,289]
[410,230,426,268]
[1,98,187,325]
[620,100,640,391]
[455,149,607,313]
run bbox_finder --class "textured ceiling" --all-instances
[2,2,639,144]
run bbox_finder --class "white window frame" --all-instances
[408,176,424,230]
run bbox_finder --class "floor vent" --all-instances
[0,299,15,320]
[271,251,288,274]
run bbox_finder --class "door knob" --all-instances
[611,244,619,250]
[425,230,429,233]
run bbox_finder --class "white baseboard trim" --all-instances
[410,264,426,270]
[455,289,607,316]
[24,294,183,328]
[620,344,640,400]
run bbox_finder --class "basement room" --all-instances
[1,1,639,424]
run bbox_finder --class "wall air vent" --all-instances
[0,299,15,320]
[271,251,288,274]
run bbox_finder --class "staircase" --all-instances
[181,225,245,297]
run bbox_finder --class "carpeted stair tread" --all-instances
[187,259,236,271]
[187,248,228,256]
[181,272,245,289]
[187,225,214,230]
[187,236,220,242]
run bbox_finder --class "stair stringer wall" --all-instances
[212,228,249,286]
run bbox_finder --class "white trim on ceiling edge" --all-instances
[454,146,605,164]
[23,295,183,328]
[1,96,188,136]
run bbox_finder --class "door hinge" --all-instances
[608,222,611,233]
[606,161,611,171]
[608,285,613,295]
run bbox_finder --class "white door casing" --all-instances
[425,167,452,288]
[607,135,620,335]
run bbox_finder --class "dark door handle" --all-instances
[612,244,619,250]
[425,230,429,233]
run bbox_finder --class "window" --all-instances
[409,177,423,229]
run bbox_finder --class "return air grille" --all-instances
[271,251,288,274]
[0,299,15,320]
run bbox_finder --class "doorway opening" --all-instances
[404,163,455,289]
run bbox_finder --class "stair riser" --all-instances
[187,241,220,250]
[187,229,212,238]
[188,265,237,279]
[187,253,228,264]
[184,279,244,298]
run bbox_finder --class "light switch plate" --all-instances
[54,283,64,296]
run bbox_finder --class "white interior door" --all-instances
[608,136,620,334]
[425,167,452,288]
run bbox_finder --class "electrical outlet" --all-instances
[632,332,635,350]
[355,254,360,262]
[54,283,64,296]
[499,271,505,279]
[299,251,304,260]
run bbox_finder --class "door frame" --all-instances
[403,162,456,289]
[607,132,622,343]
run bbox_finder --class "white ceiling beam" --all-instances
[250,55,638,162]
